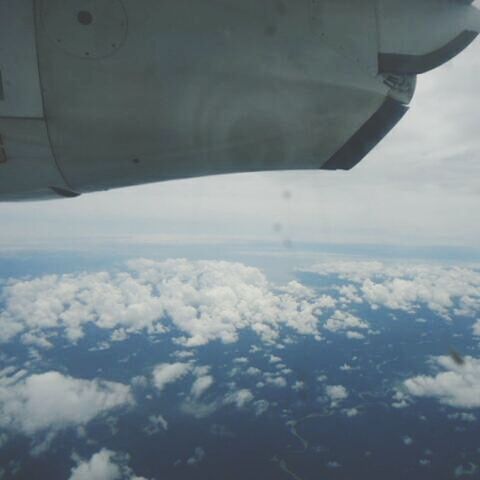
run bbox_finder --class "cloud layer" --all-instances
[302,261,480,326]
[0,259,327,348]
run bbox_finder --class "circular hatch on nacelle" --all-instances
[39,0,128,59]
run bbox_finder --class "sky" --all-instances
[0,41,479,251]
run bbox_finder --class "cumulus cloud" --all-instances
[302,262,480,324]
[253,399,270,416]
[264,375,288,388]
[69,449,146,480]
[268,355,282,364]
[144,414,168,435]
[70,450,121,480]
[0,370,133,436]
[338,285,363,304]
[0,271,166,344]
[292,381,305,392]
[187,447,205,467]
[0,259,327,348]
[391,390,410,409]
[8,258,477,352]
[447,412,476,423]
[233,357,248,364]
[224,389,254,408]
[345,331,365,340]
[190,375,214,399]
[454,463,478,478]
[324,311,369,334]
[473,320,480,337]
[181,383,256,419]
[180,399,219,419]
[404,356,480,409]
[152,363,191,392]
[172,350,194,360]
[325,385,348,405]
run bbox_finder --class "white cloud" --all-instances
[324,311,369,334]
[187,447,205,467]
[265,375,287,388]
[181,384,255,419]
[404,356,480,409]
[325,385,348,404]
[0,371,133,435]
[303,262,480,324]
[111,329,128,342]
[268,355,282,364]
[20,332,53,350]
[193,366,211,377]
[233,357,248,364]
[253,399,270,416]
[152,363,191,392]
[190,376,214,399]
[292,381,305,392]
[144,414,168,435]
[473,320,480,336]
[69,449,146,480]
[180,399,219,419]
[345,331,365,340]
[0,259,325,348]
[454,463,478,478]
[338,285,363,304]
[447,412,476,423]
[391,390,410,409]
[6,258,479,353]
[70,450,122,480]
[131,376,148,388]
[172,350,194,360]
[224,389,254,408]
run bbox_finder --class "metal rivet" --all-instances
[77,10,93,26]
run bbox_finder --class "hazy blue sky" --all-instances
[1,43,479,251]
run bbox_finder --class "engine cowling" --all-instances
[0,0,478,201]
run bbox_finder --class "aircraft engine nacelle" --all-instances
[0,0,478,201]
